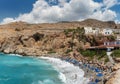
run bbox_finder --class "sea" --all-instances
[0,53,89,84]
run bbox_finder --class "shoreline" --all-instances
[40,56,89,84]
[0,52,118,84]
[60,56,104,84]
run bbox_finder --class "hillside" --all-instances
[0,19,119,30]
[0,19,119,55]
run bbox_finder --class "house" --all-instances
[117,35,120,40]
[102,28,113,36]
[104,40,120,46]
[84,27,93,34]
[84,27,114,36]
[84,27,100,35]
[112,29,120,34]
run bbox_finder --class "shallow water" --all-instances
[41,57,89,84]
[0,53,89,84]
[0,53,64,84]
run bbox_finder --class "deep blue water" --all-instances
[0,53,63,84]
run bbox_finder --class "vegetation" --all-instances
[107,35,116,41]
[79,50,96,58]
[97,50,106,60]
[78,49,106,60]
[48,49,56,54]
[65,49,72,54]
[32,33,44,41]
[105,57,109,63]
[111,49,120,57]
[64,27,86,50]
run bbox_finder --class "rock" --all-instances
[106,69,120,84]
[106,63,120,84]
[112,63,120,71]
[114,58,120,62]
[32,32,44,41]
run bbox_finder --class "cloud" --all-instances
[103,0,118,9]
[90,10,117,21]
[1,18,16,24]
[0,0,119,24]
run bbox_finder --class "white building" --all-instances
[84,27,114,36]
[84,27,93,34]
[84,27,99,35]
[117,35,120,40]
[102,28,113,35]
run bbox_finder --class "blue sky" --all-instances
[0,0,36,21]
[0,0,120,24]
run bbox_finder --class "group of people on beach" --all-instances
[62,56,115,84]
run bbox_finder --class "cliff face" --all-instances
[0,19,119,56]
[0,23,78,56]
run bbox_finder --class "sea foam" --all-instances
[40,57,90,84]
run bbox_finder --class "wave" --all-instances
[9,53,23,57]
[32,79,55,84]
[40,57,90,84]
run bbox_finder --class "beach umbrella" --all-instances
[95,68,101,72]
[96,73,103,77]
[70,59,78,64]
[65,58,71,61]
[90,67,95,71]
[89,82,97,84]
[95,79,101,83]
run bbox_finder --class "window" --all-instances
[105,32,107,34]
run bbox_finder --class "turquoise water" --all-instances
[0,53,64,84]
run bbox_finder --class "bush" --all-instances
[79,49,106,60]
[32,33,44,41]
[65,49,72,54]
[48,49,56,54]
[97,50,106,57]
[64,29,75,35]
[105,57,109,63]
[80,50,96,57]
[111,49,120,57]
[107,35,116,41]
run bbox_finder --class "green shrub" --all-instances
[65,49,72,54]
[97,50,106,57]
[111,49,120,57]
[107,35,116,41]
[48,49,56,54]
[80,50,96,57]
[79,49,106,60]
[105,57,109,63]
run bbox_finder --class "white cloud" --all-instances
[1,18,16,24]
[90,10,117,21]
[0,0,118,24]
[103,0,118,9]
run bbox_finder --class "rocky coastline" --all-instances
[0,21,120,84]
[1,50,118,84]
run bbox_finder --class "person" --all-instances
[75,74,77,79]
[89,76,94,82]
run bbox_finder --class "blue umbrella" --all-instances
[89,82,97,84]
[90,67,95,71]
[95,79,101,83]
[96,73,103,77]
[65,58,70,61]
[70,59,78,64]
[95,68,101,72]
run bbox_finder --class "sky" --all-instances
[0,0,120,24]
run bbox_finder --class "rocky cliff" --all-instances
[0,19,119,56]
